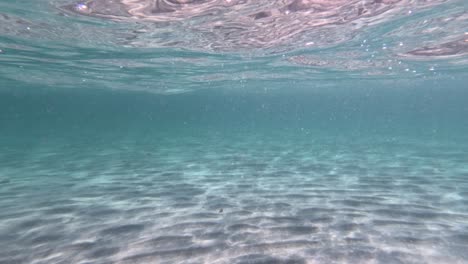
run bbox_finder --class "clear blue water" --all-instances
[1,1,468,263]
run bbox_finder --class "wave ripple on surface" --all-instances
[62,0,460,53]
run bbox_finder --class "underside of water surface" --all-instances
[1,1,468,264]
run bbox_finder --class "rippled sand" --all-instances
[1,134,467,263]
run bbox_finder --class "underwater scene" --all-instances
[1,1,468,263]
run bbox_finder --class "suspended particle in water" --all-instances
[429,66,435,71]
[399,42,404,46]
[0,49,3,54]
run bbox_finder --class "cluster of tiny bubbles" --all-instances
[358,38,440,76]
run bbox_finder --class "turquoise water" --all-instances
[1,1,468,263]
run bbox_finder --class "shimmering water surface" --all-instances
[1,0,468,264]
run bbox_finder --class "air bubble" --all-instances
[75,2,90,13]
